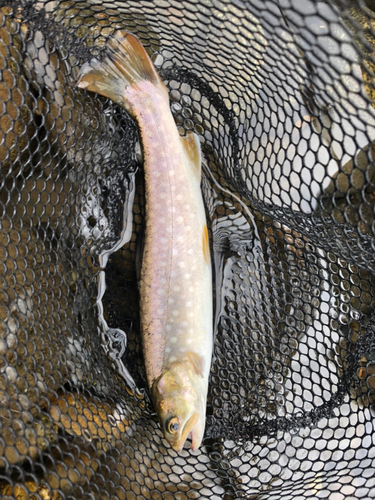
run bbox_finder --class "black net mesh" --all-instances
[1,0,375,498]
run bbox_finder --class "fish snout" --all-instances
[170,411,199,452]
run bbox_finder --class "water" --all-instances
[96,170,137,389]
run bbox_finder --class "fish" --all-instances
[77,31,213,452]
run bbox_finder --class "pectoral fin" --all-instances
[180,132,201,181]
[187,352,204,378]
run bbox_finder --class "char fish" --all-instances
[77,31,213,452]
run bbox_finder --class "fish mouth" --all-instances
[172,412,199,453]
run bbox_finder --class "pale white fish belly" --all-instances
[129,83,213,387]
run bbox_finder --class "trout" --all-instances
[77,32,213,452]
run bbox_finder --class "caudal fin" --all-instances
[77,31,168,116]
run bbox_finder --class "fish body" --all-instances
[77,32,213,452]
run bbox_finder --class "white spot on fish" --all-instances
[178,262,185,268]
[176,194,183,200]
[165,347,171,353]
[170,337,177,343]
[172,310,179,317]
[186,339,192,345]
[186,301,192,308]
[166,324,172,331]
[173,285,180,292]
[189,286,194,292]
[169,356,177,363]
[176,216,184,223]
[184,273,191,279]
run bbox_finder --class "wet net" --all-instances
[1,0,375,498]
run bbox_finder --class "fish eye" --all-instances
[166,417,179,434]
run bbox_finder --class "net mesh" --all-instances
[1,0,375,498]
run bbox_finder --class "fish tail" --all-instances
[77,31,168,116]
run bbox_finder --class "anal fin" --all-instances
[181,132,201,181]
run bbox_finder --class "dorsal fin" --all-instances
[180,132,201,181]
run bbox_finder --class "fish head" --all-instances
[152,360,207,452]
